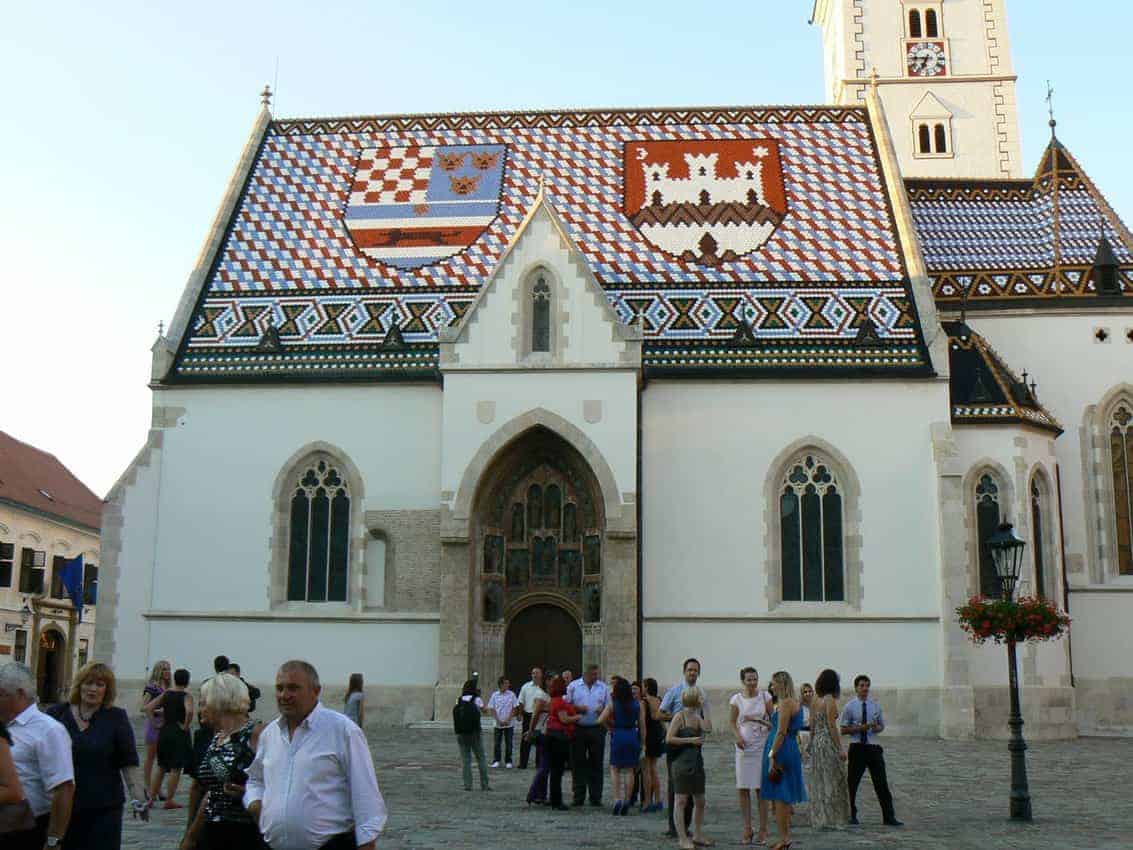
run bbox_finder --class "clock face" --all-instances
[906,41,947,77]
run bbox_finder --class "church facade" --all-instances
[97,0,1133,738]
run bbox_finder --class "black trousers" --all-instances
[518,711,534,767]
[203,820,267,850]
[847,743,896,821]
[548,732,572,807]
[64,805,124,850]
[8,813,49,850]
[666,750,694,833]
[571,724,606,804]
[271,832,355,850]
[492,726,514,763]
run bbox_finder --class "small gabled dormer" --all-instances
[910,92,953,159]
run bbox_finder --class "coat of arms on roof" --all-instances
[623,139,788,267]
[343,144,507,269]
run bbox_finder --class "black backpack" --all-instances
[453,697,481,734]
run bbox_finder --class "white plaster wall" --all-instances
[441,371,638,504]
[967,311,1132,589]
[1067,593,1133,679]
[149,384,441,612]
[642,379,948,618]
[643,620,940,689]
[145,618,438,690]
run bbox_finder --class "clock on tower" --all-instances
[906,41,947,77]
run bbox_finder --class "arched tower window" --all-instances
[975,472,1005,598]
[1110,402,1133,575]
[908,8,923,38]
[287,458,351,602]
[925,8,939,37]
[779,453,844,602]
[934,123,948,153]
[918,124,932,154]
[532,275,551,352]
[1030,476,1049,599]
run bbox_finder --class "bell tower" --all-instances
[811,0,1023,179]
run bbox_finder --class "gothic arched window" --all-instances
[934,123,948,153]
[287,459,351,602]
[918,123,932,154]
[1110,403,1133,575]
[779,454,844,602]
[532,276,551,352]
[1030,475,1051,599]
[908,8,922,38]
[925,8,939,38]
[975,472,1005,598]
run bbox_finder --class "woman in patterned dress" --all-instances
[179,673,265,849]
[807,669,851,830]
[729,666,772,845]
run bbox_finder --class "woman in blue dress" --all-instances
[761,671,807,850]
[598,677,644,815]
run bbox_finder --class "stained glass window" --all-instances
[532,276,551,352]
[287,460,351,602]
[976,473,1004,598]
[1111,404,1133,575]
[779,455,844,602]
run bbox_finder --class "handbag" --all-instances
[767,759,786,783]
[0,799,36,833]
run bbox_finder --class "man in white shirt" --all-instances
[515,667,544,769]
[245,660,387,850]
[486,677,519,768]
[839,673,902,827]
[565,665,610,807]
[0,662,74,850]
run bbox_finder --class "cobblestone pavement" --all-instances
[125,724,1131,849]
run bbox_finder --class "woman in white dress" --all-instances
[730,666,773,845]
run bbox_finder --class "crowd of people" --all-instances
[455,659,902,850]
[0,657,385,850]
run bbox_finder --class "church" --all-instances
[96,0,1133,738]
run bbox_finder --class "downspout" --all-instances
[636,373,644,682]
[1055,463,1074,687]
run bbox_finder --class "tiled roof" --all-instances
[907,137,1133,308]
[0,431,102,531]
[943,322,1062,434]
[170,106,932,380]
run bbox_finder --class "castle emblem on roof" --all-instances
[343,143,507,269]
[623,139,788,266]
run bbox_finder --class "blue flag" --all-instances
[60,554,84,621]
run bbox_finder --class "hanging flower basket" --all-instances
[956,595,1071,645]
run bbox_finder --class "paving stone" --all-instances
[124,720,1132,849]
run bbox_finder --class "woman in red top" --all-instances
[544,676,580,811]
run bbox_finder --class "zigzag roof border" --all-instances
[271,104,868,135]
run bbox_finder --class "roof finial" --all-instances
[869,66,880,88]
[260,84,273,109]
[1045,80,1057,136]
[157,320,165,337]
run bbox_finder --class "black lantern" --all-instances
[987,522,1026,600]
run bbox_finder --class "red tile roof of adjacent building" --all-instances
[0,431,102,532]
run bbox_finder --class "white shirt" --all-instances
[517,680,547,714]
[487,690,519,729]
[244,703,387,850]
[8,702,74,817]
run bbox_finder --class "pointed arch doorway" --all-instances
[505,603,582,689]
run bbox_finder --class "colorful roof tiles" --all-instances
[170,106,932,381]
[908,138,1133,308]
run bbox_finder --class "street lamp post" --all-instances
[986,522,1033,822]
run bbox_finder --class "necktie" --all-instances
[860,701,868,744]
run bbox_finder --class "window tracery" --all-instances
[779,453,844,602]
[287,458,351,602]
[1030,475,1050,599]
[975,472,1004,598]
[532,275,551,352]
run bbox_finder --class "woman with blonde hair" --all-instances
[140,660,171,797]
[665,686,713,849]
[180,673,264,849]
[760,671,807,850]
[46,662,147,850]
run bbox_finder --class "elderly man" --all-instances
[0,662,74,850]
[245,660,386,850]
[565,664,609,807]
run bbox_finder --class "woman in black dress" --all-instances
[46,662,148,850]
[180,673,265,849]
[150,668,195,808]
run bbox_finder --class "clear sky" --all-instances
[2,1,1130,497]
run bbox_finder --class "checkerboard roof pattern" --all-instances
[944,321,1062,435]
[171,106,933,381]
[907,137,1133,307]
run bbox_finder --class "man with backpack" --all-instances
[453,679,491,792]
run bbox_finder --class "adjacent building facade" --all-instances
[1,431,101,702]
[100,0,1133,735]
